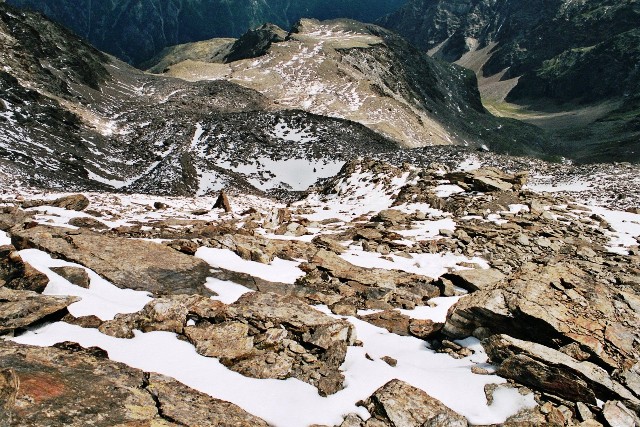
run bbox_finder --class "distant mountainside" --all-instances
[6,0,407,64]
[0,3,548,195]
[379,0,640,162]
[145,19,548,152]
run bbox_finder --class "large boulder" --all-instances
[444,262,640,372]
[445,168,528,192]
[11,225,212,296]
[0,341,269,426]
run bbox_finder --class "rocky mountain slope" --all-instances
[145,19,547,153]
[378,0,640,163]
[2,155,640,426]
[6,0,407,65]
[0,3,550,196]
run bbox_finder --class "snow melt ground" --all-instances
[14,250,536,427]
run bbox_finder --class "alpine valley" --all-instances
[1,2,640,427]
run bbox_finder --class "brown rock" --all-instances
[381,356,397,367]
[213,190,232,212]
[67,217,108,229]
[483,334,640,408]
[362,379,468,426]
[185,321,254,359]
[11,225,213,296]
[50,266,90,288]
[0,287,78,334]
[51,194,90,211]
[409,319,444,339]
[0,341,269,426]
[443,263,639,371]
[442,268,506,292]
[0,245,49,293]
[360,310,410,335]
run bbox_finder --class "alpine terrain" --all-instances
[6,0,408,64]
[1,2,640,427]
[379,0,640,162]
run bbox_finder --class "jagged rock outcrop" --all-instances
[298,249,440,311]
[444,262,640,373]
[484,334,640,410]
[100,292,356,396]
[0,341,270,426]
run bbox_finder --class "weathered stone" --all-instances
[185,321,254,359]
[166,238,200,255]
[213,190,232,212]
[50,266,90,288]
[381,356,397,367]
[483,334,640,408]
[0,287,77,334]
[445,168,526,192]
[444,262,640,371]
[67,217,108,229]
[99,294,223,338]
[409,319,444,339]
[359,310,410,335]
[11,225,213,296]
[299,249,439,309]
[312,235,346,254]
[0,245,49,293]
[442,268,506,292]
[0,341,268,426]
[362,379,468,427]
[602,400,640,427]
[372,209,408,225]
[49,194,90,211]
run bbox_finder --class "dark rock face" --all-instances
[379,0,640,163]
[0,341,270,426]
[7,0,407,65]
[379,0,639,104]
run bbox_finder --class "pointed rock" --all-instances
[213,190,232,212]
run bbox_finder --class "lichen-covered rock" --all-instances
[0,341,269,426]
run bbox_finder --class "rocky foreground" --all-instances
[1,159,640,426]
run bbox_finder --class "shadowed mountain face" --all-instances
[6,0,408,64]
[379,0,640,162]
